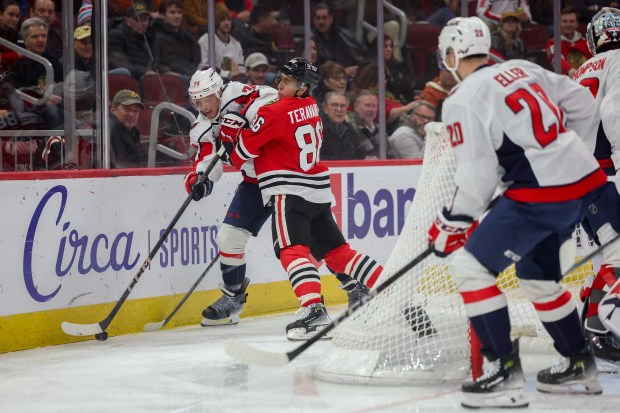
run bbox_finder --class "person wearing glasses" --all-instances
[319,91,355,160]
[108,1,156,81]
[388,100,436,159]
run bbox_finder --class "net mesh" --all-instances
[314,122,596,385]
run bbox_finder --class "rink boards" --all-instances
[0,160,421,352]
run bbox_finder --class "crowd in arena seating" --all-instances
[0,0,617,171]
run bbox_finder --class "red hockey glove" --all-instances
[428,208,477,257]
[184,171,213,201]
[219,112,247,144]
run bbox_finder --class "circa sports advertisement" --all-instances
[0,162,421,317]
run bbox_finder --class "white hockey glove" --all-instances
[428,207,477,257]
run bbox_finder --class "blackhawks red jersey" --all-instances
[229,95,333,205]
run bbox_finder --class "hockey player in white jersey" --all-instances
[185,69,367,327]
[572,7,620,368]
[427,17,606,408]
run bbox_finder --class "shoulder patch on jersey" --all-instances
[264,98,279,106]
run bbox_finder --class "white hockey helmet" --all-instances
[586,7,620,56]
[438,17,491,81]
[188,68,224,117]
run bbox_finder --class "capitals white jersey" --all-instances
[190,82,278,183]
[442,59,606,219]
[572,49,620,174]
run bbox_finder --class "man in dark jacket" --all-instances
[230,3,279,65]
[109,89,145,168]
[319,91,355,161]
[312,2,365,78]
[108,1,155,80]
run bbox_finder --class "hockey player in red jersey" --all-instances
[572,7,620,369]
[221,57,383,340]
[184,68,368,328]
[427,17,605,408]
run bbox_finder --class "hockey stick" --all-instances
[143,253,221,332]
[61,147,226,340]
[224,246,434,367]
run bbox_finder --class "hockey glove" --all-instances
[219,112,248,145]
[184,171,213,201]
[428,207,476,257]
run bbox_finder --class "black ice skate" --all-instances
[339,280,370,310]
[536,346,602,394]
[461,340,528,409]
[286,303,332,341]
[201,277,250,326]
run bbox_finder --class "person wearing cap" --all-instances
[108,0,156,80]
[109,89,145,168]
[198,3,245,79]
[490,11,525,60]
[476,0,531,28]
[152,0,200,82]
[245,52,270,86]
[67,25,94,74]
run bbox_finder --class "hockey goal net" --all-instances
[314,122,596,384]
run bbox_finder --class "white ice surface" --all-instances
[1,307,619,413]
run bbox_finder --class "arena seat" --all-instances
[141,74,189,108]
[108,73,141,101]
[407,23,443,87]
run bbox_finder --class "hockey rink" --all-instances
[1,307,619,413]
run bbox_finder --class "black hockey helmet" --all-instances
[278,57,319,96]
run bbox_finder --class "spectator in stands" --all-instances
[198,3,245,79]
[477,0,531,28]
[108,1,156,80]
[152,0,200,84]
[183,0,209,36]
[244,52,270,86]
[66,26,95,75]
[312,60,348,106]
[224,0,252,29]
[320,91,356,160]
[77,0,92,26]
[546,6,592,76]
[572,0,620,23]
[416,50,457,120]
[491,11,525,60]
[388,100,436,159]
[427,0,459,25]
[109,89,145,168]
[13,17,63,129]
[354,62,417,134]
[366,34,415,104]
[312,2,365,78]
[0,0,20,44]
[29,0,62,60]
[348,90,380,160]
[231,3,279,66]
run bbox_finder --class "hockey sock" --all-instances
[334,271,356,286]
[543,310,586,357]
[280,245,322,307]
[324,243,383,288]
[469,307,513,358]
[221,263,247,287]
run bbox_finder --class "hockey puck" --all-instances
[95,332,109,342]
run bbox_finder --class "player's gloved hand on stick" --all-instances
[184,171,213,201]
[428,207,477,257]
[219,112,247,145]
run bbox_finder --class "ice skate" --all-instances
[286,303,332,341]
[587,331,620,373]
[536,346,602,394]
[201,278,250,326]
[461,340,528,409]
[339,280,369,310]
